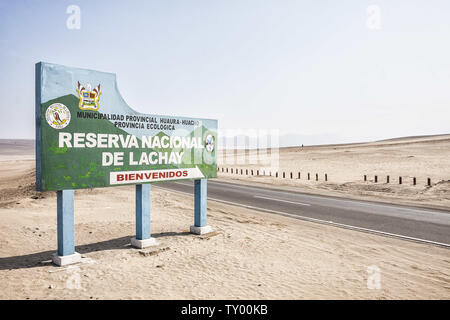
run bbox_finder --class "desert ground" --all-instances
[218,134,450,210]
[0,138,449,299]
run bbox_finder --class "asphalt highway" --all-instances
[155,179,450,247]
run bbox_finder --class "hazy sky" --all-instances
[1,0,449,144]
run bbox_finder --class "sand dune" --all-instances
[0,157,449,299]
[218,134,450,210]
[0,140,34,161]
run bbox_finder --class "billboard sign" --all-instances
[35,62,217,191]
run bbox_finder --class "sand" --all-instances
[218,134,450,210]
[0,138,449,299]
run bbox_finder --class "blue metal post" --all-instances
[57,190,75,256]
[35,62,42,191]
[136,184,151,240]
[194,179,207,227]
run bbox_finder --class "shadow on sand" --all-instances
[0,231,191,270]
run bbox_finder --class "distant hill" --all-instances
[218,133,450,150]
[375,133,450,143]
[3,133,450,154]
[0,139,34,156]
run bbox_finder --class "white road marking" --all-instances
[208,180,445,215]
[253,195,311,206]
[154,185,450,248]
[173,181,191,186]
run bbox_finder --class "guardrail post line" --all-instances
[52,189,81,266]
[191,179,212,235]
[132,184,157,248]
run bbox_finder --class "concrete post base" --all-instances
[190,225,212,235]
[131,237,158,249]
[52,252,81,266]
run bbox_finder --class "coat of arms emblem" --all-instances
[45,103,71,129]
[76,81,101,111]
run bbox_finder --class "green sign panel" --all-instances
[35,62,217,191]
